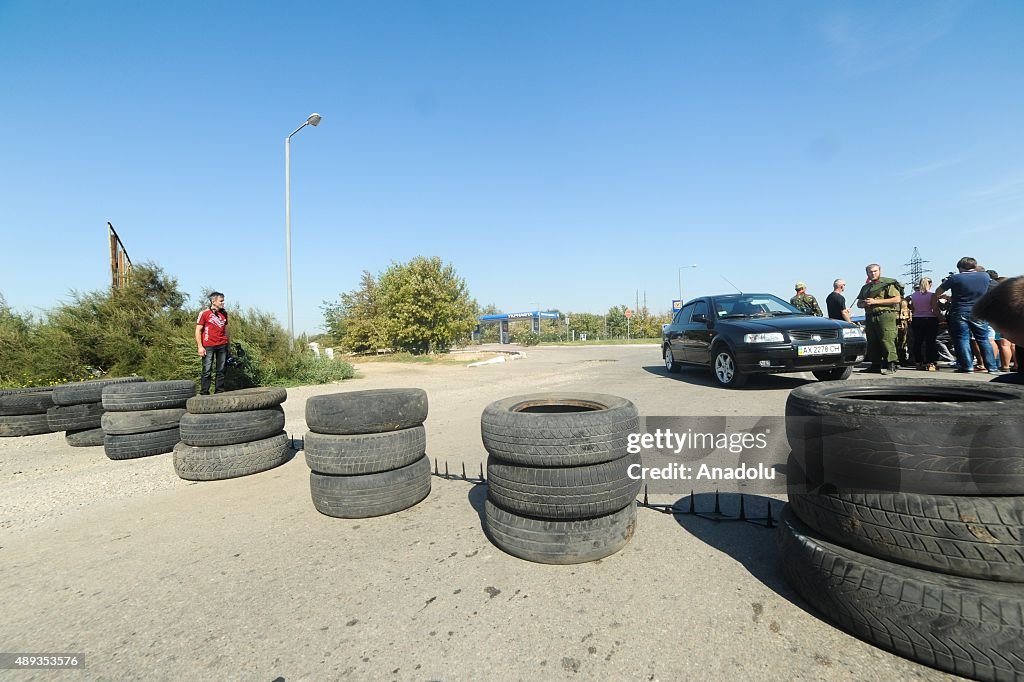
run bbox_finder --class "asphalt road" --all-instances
[1,345,989,681]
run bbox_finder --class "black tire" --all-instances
[0,413,52,437]
[786,380,1024,495]
[101,380,196,411]
[103,427,180,460]
[663,345,681,373]
[0,386,54,396]
[787,491,1024,582]
[52,377,145,406]
[101,408,186,435]
[486,452,643,519]
[480,393,639,467]
[811,367,852,381]
[304,426,425,475]
[173,432,291,481]
[778,505,1024,680]
[65,427,105,447]
[0,391,54,416]
[309,455,431,519]
[185,387,287,414]
[711,345,748,388]
[484,499,636,565]
[46,403,104,432]
[179,407,285,447]
[305,388,428,435]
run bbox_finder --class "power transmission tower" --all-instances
[902,247,931,287]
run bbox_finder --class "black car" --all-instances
[662,293,867,388]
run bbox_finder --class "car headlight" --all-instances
[842,327,865,339]
[743,332,784,343]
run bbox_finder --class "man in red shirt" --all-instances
[195,291,230,394]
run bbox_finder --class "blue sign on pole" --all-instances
[672,299,683,311]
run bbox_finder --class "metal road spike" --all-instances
[462,463,467,480]
[765,501,774,529]
[738,494,746,521]
[688,490,695,513]
[444,461,449,477]
[479,463,485,482]
[714,489,721,514]
[643,485,649,505]
[434,459,439,476]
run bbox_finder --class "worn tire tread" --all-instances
[484,499,636,564]
[173,432,290,481]
[788,492,1024,582]
[304,426,425,475]
[309,455,431,518]
[486,452,642,519]
[778,505,1024,681]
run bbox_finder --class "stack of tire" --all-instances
[174,387,291,481]
[781,379,1024,681]
[47,377,147,447]
[100,380,196,460]
[0,387,55,439]
[304,388,431,518]
[480,393,642,564]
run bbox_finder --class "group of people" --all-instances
[791,258,1022,379]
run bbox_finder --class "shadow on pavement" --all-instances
[466,480,487,526]
[664,492,813,616]
[640,365,813,391]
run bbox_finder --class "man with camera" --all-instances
[195,291,230,395]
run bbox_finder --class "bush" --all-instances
[512,328,540,346]
[273,353,355,386]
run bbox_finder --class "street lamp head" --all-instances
[307,113,322,127]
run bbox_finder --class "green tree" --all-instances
[377,256,477,354]
[323,271,387,353]
[477,303,501,344]
[567,312,605,339]
[605,305,629,338]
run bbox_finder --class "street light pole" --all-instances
[285,112,322,351]
[677,264,698,303]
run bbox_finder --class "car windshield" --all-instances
[714,294,803,318]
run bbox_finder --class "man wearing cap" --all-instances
[790,282,823,316]
[856,263,903,374]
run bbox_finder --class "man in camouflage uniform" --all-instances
[856,263,903,374]
[790,281,823,316]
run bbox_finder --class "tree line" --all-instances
[322,257,672,353]
[0,264,353,389]
[1,255,672,389]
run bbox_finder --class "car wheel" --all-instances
[712,347,748,388]
[811,367,852,381]
[663,346,681,373]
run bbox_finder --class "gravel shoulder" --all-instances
[0,346,976,680]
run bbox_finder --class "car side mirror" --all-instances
[692,314,707,323]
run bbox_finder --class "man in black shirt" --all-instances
[825,279,851,322]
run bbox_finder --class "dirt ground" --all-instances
[0,345,981,681]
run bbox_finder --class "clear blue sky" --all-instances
[2,1,1022,335]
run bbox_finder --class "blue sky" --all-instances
[2,1,1022,335]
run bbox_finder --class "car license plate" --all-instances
[797,344,841,356]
